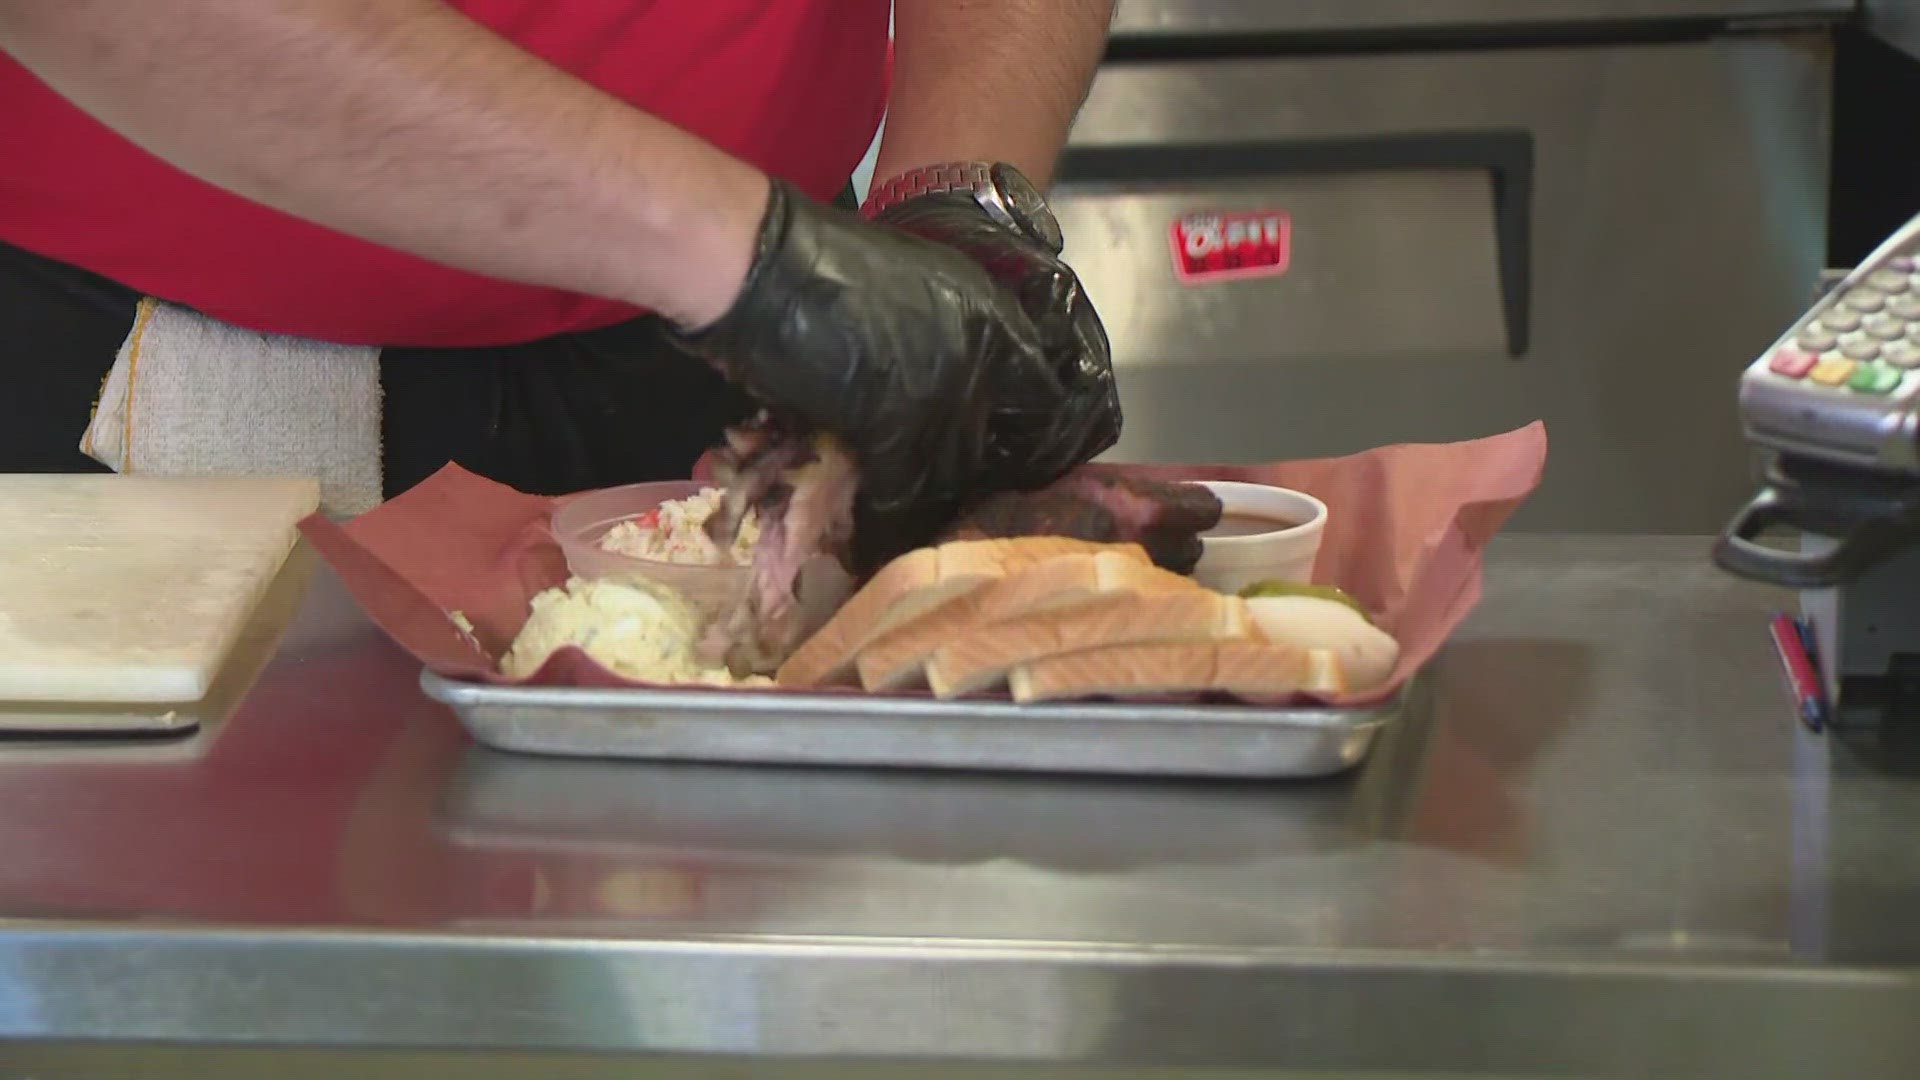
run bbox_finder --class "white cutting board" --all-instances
[0,475,320,703]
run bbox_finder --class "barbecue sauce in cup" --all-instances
[1204,511,1305,538]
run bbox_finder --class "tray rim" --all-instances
[418,669,1402,731]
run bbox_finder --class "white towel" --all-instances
[81,298,383,517]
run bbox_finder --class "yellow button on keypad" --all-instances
[1809,357,1858,386]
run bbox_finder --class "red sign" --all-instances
[1169,209,1292,284]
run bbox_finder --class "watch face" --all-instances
[992,164,1064,254]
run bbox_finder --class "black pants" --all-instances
[0,185,855,496]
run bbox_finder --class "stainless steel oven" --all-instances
[1063,0,1848,533]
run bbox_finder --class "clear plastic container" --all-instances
[550,481,750,618]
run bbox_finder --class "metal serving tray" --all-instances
[421,671,1402,779]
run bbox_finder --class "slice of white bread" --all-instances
[971,547,1198,624]
[776,536,1120,688]
[925,590,1250,699]
[1007,640,1333,704]
[854,545,1176,693]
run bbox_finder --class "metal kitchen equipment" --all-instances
[1716,215,1920,739]
[421,671,1405,779]
[1866,0,1920,61]
[1066,0,1846,534]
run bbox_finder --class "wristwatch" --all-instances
[863,161,1065,255]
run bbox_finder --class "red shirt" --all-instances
[0,0,891,347]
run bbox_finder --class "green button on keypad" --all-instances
[1849,362,1903,395]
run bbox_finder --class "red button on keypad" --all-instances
[1769,348,1818,378]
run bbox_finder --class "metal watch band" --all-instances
[861,162,995,219]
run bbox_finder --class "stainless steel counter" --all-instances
[3,537,1920,1078]
[1108,0,1854,40]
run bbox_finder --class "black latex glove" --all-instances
[672,179,1111,541]
[872,191,1122,490]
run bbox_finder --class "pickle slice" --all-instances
[1236,579,1370,620]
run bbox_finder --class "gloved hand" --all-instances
[871,190,1121,490]
[672,179,1118,529]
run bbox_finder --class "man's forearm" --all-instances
[872,0,1114,192]
[0,0,765,327]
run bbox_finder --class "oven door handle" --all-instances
[1056,130,1536,357]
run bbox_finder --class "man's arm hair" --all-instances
[872,0,1115,192]
[0,0,767,327]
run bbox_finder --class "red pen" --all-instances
[1769,612,1827,733]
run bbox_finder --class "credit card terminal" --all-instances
[1740,212,1920,474]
